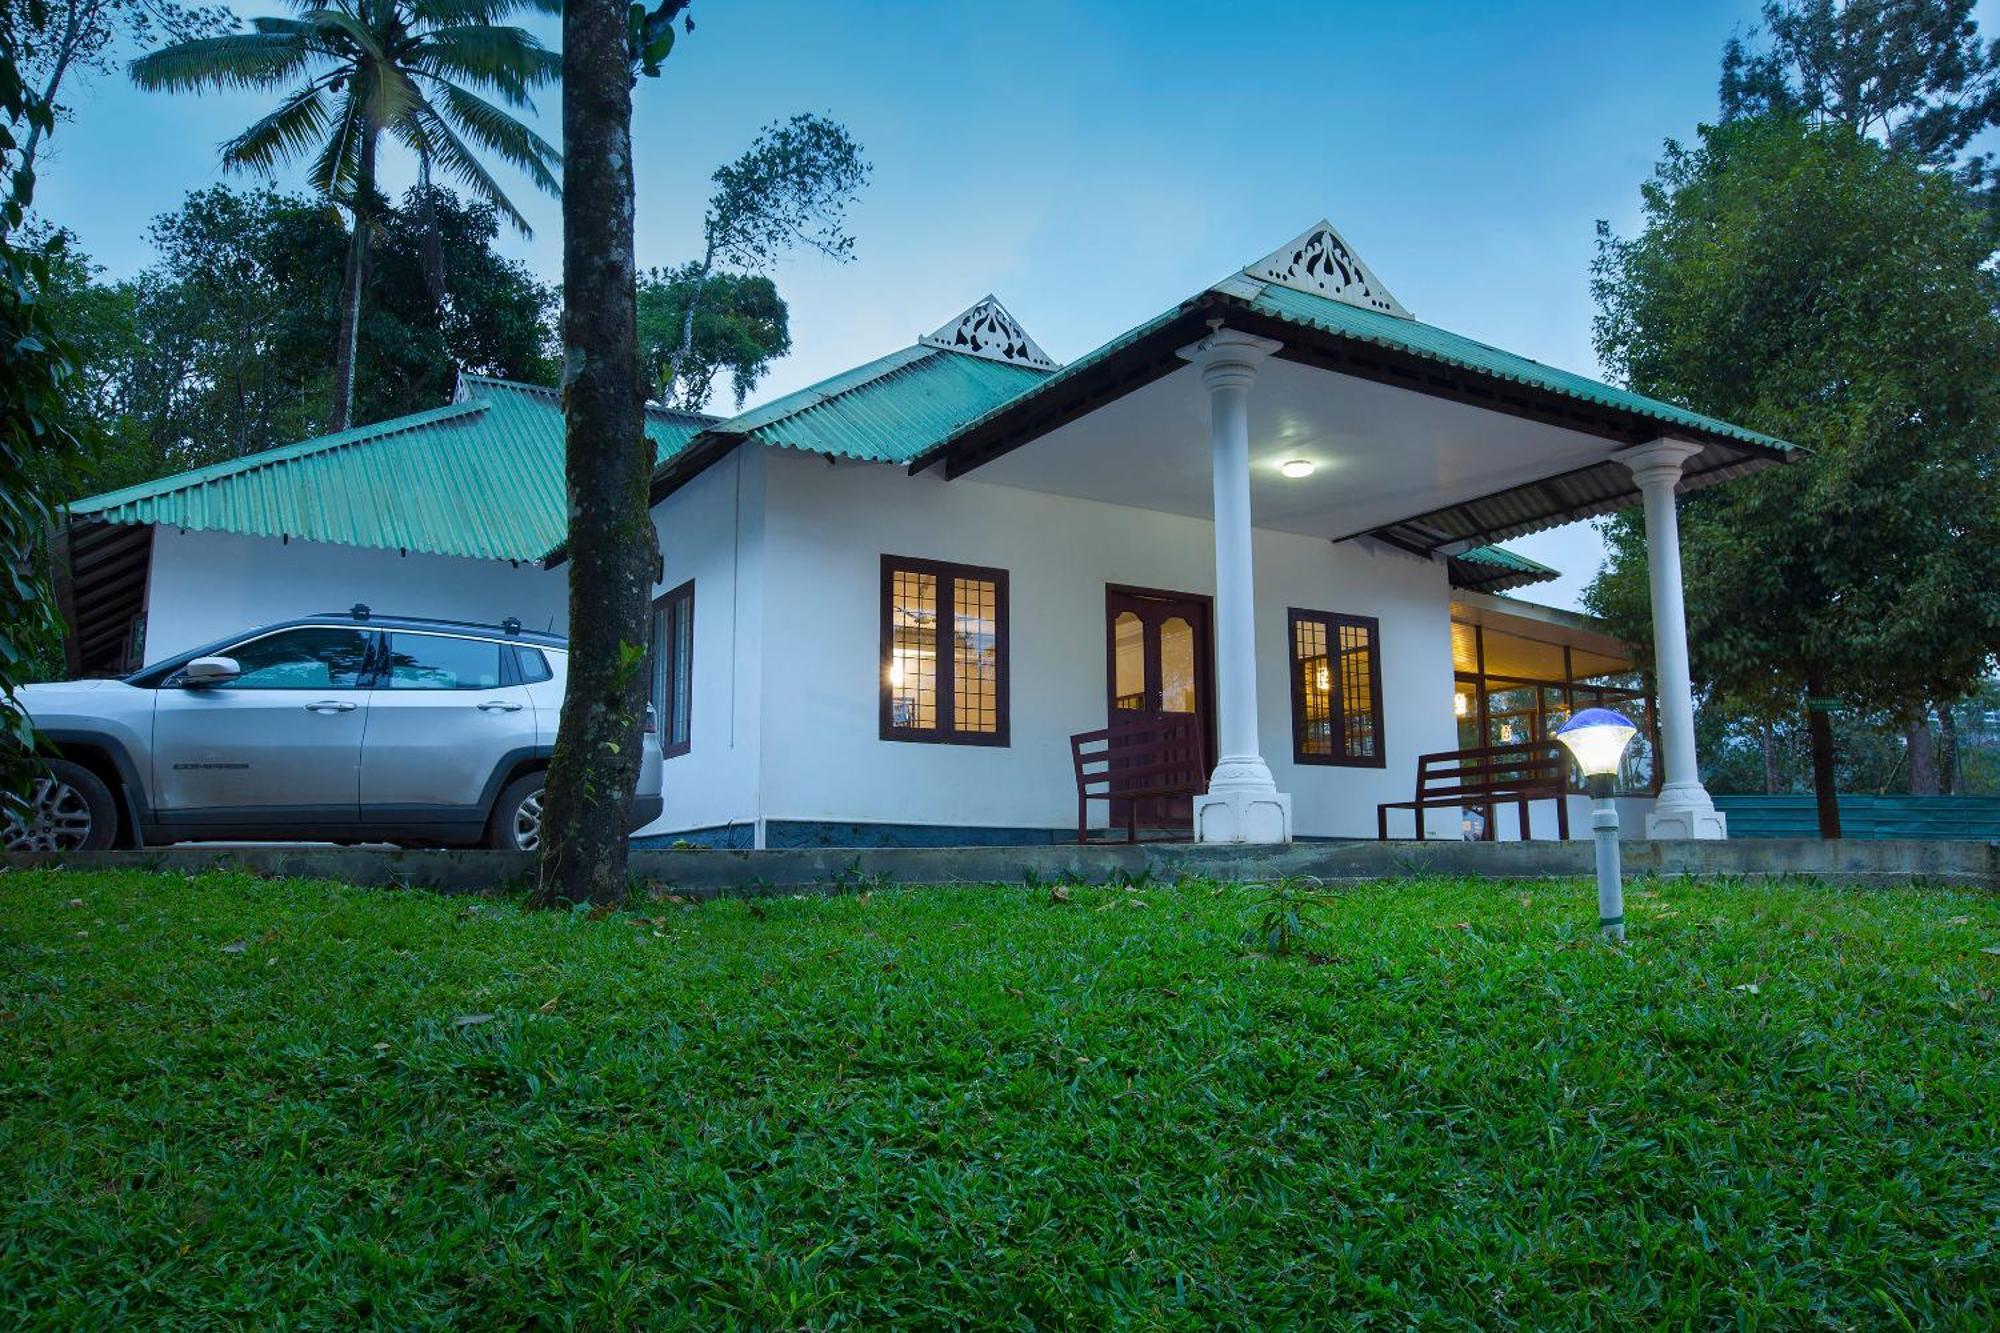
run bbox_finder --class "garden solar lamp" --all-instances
[1555,708,1639,943]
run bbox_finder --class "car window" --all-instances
[513,646,553,684]
[384,633,502,690]
[224,627,374,689]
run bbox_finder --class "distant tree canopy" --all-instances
[1586,114,2000,823]
[1721,0,2000,193]
[42,184,555,495]
[637,263,788,411]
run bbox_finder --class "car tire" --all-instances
[4,758,119,852]
[485,772,546,852]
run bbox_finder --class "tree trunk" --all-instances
[1804,674,1840,839]
[328,124,378,434]
[16,6,80,188]
[1938,706,1958,796]
[1903,708,1938,796]
[1761,720,1778,794]
[663,241,715,404]
[533,0,653,908]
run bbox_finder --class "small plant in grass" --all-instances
[1244,876,1341,957]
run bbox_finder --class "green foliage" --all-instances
[41,184,554,495]
[1587,116,2000,738]
[637,262,788,410]
[2,1,76,806]
[3,869,1998,1323]
[704,113,871,273]
[130,0,563,428]
[626,0,690,79]
[11,0,233,182]
[1244,875,1341,956]
[129,0,561,231]
[655,114,868,405]
[1721,0,2000,189]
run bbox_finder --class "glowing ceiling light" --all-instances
[1280,459,1316,479]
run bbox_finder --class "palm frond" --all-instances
[428,78,560,196]
[219,78,339,174]
[308,87,368,201]
[292,7,391,64]
[129,32,317,93]
[412,25,558,105]
[365,61,426,132]
[408,104,533,235]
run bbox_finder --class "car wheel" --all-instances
[3,759,118,853]
[485,773,545,852]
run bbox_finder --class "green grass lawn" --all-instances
[0,869,1995,1327]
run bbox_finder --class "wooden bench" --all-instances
[1070,716,1207,844]
[1376,740,1571,840]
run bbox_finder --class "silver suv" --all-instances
[3,610,664,852]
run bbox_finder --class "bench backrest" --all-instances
[1071,716,1206,799]
[1413,741,1569,803]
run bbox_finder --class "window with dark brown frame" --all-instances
[880,554,1009,746]
[1288,608,1384,767]
[650,580,693,758]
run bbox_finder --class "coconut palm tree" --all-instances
[131,0,562,431]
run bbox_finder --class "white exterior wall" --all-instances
[142,526,567,664]
[647,446,764,839]
[756,448,1461,839]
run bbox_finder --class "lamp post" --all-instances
[1556,708,1640,943]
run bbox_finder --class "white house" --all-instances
[60,221,1795,848]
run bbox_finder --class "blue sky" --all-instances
[37,0,1809,609]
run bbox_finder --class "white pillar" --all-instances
[1177,326,1291,844]
[1614,439,1727,840]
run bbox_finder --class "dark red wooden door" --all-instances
[1105,588,1213,826]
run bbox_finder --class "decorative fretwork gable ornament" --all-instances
[1244,220,1410,318]
[920,296,1058,370]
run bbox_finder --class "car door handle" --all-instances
[305,700,357,713]
[476,700,525,713]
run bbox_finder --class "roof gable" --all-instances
[668,307,1056,470]
[919,296,1058,370]
[1239,220,1409,318]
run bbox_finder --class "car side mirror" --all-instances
[183,656,241,687]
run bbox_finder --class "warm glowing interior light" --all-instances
[1315,664,1330,693]
[1556,707,1638,778]
[1280,459,1315,479]
[1454,690,1470,718]
[888,657,905,688]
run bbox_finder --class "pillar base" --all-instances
[1196,759,1292,845]
[1645,783,1728,840]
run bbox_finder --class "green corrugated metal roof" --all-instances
[1236,280,1794,453]
[693,341,1051,463]
[921,275,1797,470]
[1457,544,1557,577]
[68,377,714,564]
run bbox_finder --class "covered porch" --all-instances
[916,221,1795,844]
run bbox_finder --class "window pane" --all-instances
[1455,677,1481,750]
[227,627,372,689]
[1112,611,1145,712]
[671,596,692,747]
[953,577,999,734]
[1486,685,1538,747]
[384,634,502,690]
[888,569,937,731]
[1338,621,1377,760]
[1293,616,1333,758]
[650,588,693,752]
[649,605,669,724]
[1159,616,1196,714]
